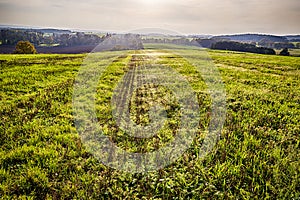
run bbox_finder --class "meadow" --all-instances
[0,45,299,199]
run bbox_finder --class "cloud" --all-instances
[0,0,299,34]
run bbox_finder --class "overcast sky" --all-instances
[0,0,299,35]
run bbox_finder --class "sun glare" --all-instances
[141,0,166,5]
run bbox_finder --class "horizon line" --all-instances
[0,23,299,37]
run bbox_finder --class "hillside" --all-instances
[212,34,288,43]
[285,35,300,42]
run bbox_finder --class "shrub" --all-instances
[279,48,290,56]
[14,41,37,54]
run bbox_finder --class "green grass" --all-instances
[0,47,299,199]
[274,48,300,57]
[289,49,300,57]
[38,44,60,47]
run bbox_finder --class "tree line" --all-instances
[211,41,276,55]
[258,39,298,49]
[0,29,104,47]
[2,28,294,56]
[11,33,144,54]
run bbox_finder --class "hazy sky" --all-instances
[0,0,299,35]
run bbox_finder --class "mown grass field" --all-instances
[0,46,299,199]
[290,49,300,57]
[275,49,300,57]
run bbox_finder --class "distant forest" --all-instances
[211,41,276,55]
[0,28,299,54]
[0,29,104,46]
[0,28,143,53]
[197,34,300,50]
